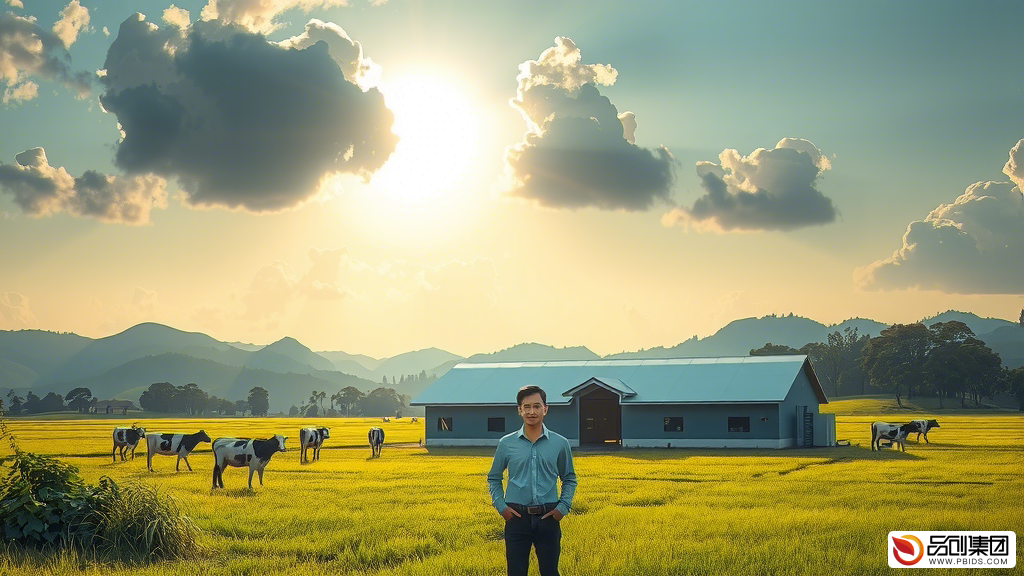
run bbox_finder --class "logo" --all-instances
[887,531,1016,569]
[892,535,924,566]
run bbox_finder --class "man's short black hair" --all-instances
[517,385,547,406]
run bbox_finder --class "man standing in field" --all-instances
[487,385,577,576]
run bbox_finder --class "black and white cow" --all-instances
[299,427,330,463]
[146,430,212,472]
[870,421,920,452]
[211,435,287,489]
[368,427,385,458]
[908,419,940,443]
[112,425,146,462]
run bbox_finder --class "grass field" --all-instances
[1,397,1021,575]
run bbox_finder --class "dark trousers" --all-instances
[504,512,561,576]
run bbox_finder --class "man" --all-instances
[487,385,577,576]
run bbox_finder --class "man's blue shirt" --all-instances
[487,424,577,516]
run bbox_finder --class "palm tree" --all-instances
[317,391,327,415]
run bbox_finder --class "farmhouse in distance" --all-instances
[412,355,835,448]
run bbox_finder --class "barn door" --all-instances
[579,386,621,445]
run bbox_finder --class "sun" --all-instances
[371,73,481,202]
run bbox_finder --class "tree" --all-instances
[359,387,403,417]
[248,387,270,416]
[861,323,931,408]
[139,382,177,412]
[288,405,299,416]
[317,391,326,414]
[337,386,364,416]
[235,400,248,416]
[172,383,209,415]
[7,390,22,415]
[65,387,93,413]
[22,391,41,414]
[749,343,800,356]
[1006,367,1024,411]
[1019,308,1023,327]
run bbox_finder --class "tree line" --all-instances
[4,387,95,415]
[138,383,270,416]
[752,320,1024,410]
[289,386,410,418]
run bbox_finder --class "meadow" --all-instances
[1,397,1021,575]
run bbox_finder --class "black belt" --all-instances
[508,502,557,515]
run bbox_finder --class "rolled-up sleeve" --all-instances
[487,441,509,513]
[555,439,577,516]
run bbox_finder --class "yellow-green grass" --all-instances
[1,402,1021,576]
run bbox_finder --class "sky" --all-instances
[1,0,1022,358]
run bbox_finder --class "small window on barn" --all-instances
[664,417,684,432]
[488,417,505,432]
[584,417,596,430]
[437,417,452,432]
[728,417,750,433]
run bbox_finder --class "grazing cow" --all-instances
[211,435,287,489]
[112,425,146,462]
[146,430,212,472]
[299,427,330,463]
[410,417,418,423]
[908,419,940,443]
[368,427,385,458]
[871,421,920,452]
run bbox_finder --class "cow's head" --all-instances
[319,427,330,439]
[134,426,147,438]
[198,430,212,443]
[928,419,940,429]
[273,434,287,452]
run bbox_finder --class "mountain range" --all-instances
[1,311,1020,412]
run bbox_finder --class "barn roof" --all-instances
[411,355,827,406]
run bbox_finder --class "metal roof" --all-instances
[410,356,827,406]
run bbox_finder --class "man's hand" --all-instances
[541,508,563,521]
[500,507,522,521]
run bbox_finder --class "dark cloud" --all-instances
[0,147,168,224]
[0,11,91,102]
[856,177,1024,294]
[663,138,837,232]
[99,14,396,212]
[504,37,675,211]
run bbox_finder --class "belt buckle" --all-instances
[526,505,542,515]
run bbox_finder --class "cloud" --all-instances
[278,18,380,89]
[162,5,191,29]
[199,0,347,34]
[855,178,1024,294]
[0,291,38,328]
[96,286,162,331]
[299,248,351,299]
[2,78,35,103]
[242,261,297,322]
[0,12,91,102]
[102,26,109,37]
[662,138,837,232]
[52,0,90,48]
[5,0,23,9]
[0,147,168,224]
[503,37,675,211]
[1003,138,1024,190]
[99,14,396,213]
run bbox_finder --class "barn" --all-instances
[410,355,835,448]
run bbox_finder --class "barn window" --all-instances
[437,417,452,431]
[663,417,684,432]
[728,417,750,433]
[488,417,505,432]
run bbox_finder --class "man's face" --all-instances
[518,392,548,425]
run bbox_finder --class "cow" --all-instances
[112,425,146,462]
[211,434,287,489]
[299,427,330,463]
[368,427,385,458]
[146,430,212,472]
[908,419,940,443]
[410,417,418,423]
[870,421,920,452]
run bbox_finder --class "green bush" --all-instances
[0,418,201,563]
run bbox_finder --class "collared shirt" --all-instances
[487,423,577,516]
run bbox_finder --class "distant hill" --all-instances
[317,351,382,378]
[828,318,888,338]
[920,310,1016,336]
[979,325,1024,369]
[247,337,336,373]
[0,329,92,380]
[374,348,464,380]
[55,353,379,413]
[465,343,600,363]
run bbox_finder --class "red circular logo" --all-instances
[892,535,924,566]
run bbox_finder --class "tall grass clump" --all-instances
[0,412,201,564]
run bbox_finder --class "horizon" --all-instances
[1,1,1021,359]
